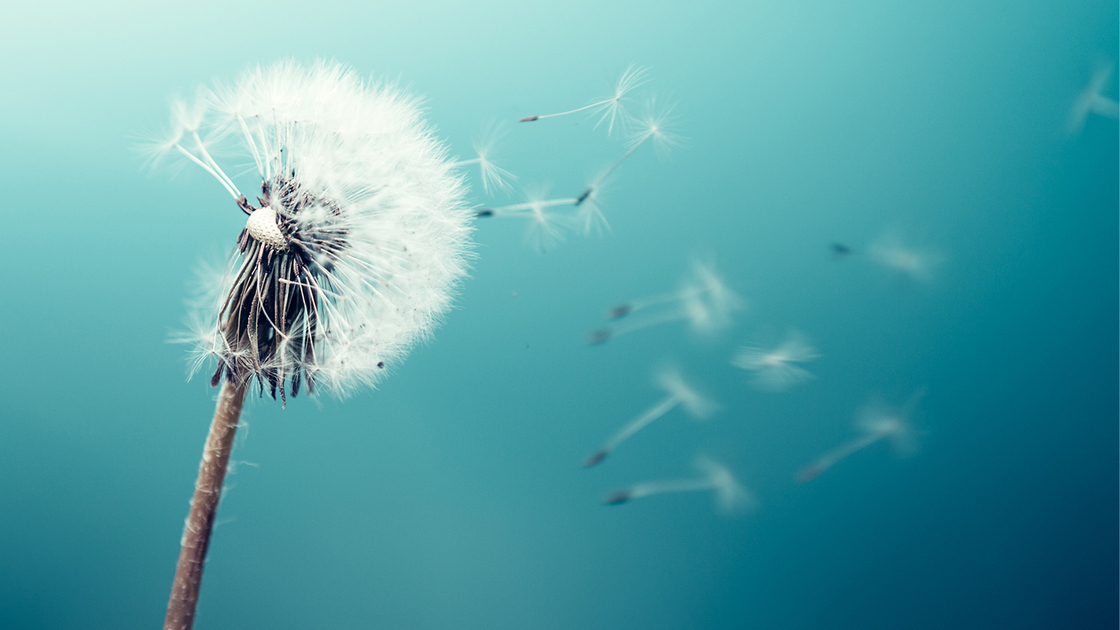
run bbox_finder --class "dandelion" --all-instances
[453,122,516,194]
[1068,63,1120,135]
[798,388,926,482]
[867,232,942,283]
[584,365,716,467]
[518,64,649,134]
[481,79,676,249]
[603,456,755,514]
[474,186,574,253]
[732,330,820,392]
[475,176,610,245]
[571,98,679,220]
[153,60,473,630]
[589,259,740,344]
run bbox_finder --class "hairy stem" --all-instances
[164,379,248,630]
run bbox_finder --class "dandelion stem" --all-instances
[164,378,249,630]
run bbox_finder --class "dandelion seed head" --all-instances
[245,206,288,250]
[162,60,474,399]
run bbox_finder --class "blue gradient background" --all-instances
[0,1,1116,628]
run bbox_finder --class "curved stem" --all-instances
[164,379,249,630]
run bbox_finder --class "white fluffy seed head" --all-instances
[169,60,474,397]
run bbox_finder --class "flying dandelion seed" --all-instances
[604,456,755,514]
[475,177,610,245]
[731,330,820,392]
[867,232,942,283]
[453,122,516,194]
[153,60,473,630]
[474,186,575,253]
[1068,63,1120,135]
[571,97,680,218]
[798,388,926,482]
[478,71,673,250]
[518,64,649,134]
[589,259,741,344]
[584,365,716,467]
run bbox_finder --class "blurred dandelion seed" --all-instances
[798,388,927,482]
[590,259,741,344]
[153,60,473,630]
[1068,63,1120,135]
[867,232,943,283]
[732,330,820,392]
[604,456,755,515]
[584,365,716,467]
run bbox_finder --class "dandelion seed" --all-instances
[475,187,574,253]
[584,365,716,467]
[1068,63,1120,135]
[798,388,926,482]
[454,122,516,194]
[867,232,942,283]
[573,97,680,211]
[154,60,473,630]
[573,178,610,236]
[732,330,820,392]
[518,64,649,135]
[604,456,755,514]
[475,178,611,243]
[589,259,740,344]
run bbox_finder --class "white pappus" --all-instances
[160,60,474,401]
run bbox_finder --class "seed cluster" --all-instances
[211,173,348,404]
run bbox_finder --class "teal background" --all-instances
[1,1,1117,628]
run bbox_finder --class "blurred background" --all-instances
[0,1,1116,628]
